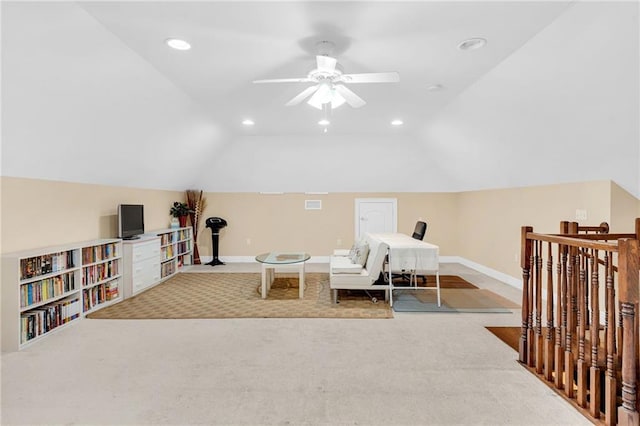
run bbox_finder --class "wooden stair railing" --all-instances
[520,218,640,426]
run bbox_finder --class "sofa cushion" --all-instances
[330,256,363,274]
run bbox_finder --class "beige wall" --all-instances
[2,177,638,284]
[610,181,640,233]
[0,177,182,253]
[196,192,458,257]
[456,181,614,279]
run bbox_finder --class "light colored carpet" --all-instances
[87,272,393,319]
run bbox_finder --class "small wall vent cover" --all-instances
[305,200,322,210]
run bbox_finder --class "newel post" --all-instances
[618,238,640,426]
[520,226,533,364]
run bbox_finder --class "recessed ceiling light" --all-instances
[457,37,487,51]
[427,84,444,91]
[165,38,191,50]
[318,119,330,126]
[391,119,403,126]
[242,119,255,126]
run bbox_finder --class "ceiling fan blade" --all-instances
[339,72,400,83]
[253,77,312,84]
[316,55,337,73]
[285,85,319,106]
[334,84,366,108]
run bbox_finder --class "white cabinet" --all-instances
[1,238,123,351]
[122,238,161,298]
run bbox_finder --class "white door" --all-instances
[355,198,397,239]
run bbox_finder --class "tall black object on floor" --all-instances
[205,217,228,266]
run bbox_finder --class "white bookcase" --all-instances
[150,227,193,280]
[1,238,123,351]
[121,227,193,299]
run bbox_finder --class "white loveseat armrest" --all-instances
[329,234,389,303]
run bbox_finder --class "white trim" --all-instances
[440,256,521,289]
[202,254,522,287]
[202,255,331,264]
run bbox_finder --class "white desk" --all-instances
[369,233,440,307]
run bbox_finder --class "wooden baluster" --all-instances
[590,250,601,418]
[519,227,533,364]
[545,241,555,381]
[618,238,640,426]
[555,240,565,389]
[565,223,578,398]
[528,240,536,367]
[577,247,588,407]
[605,251,616,425]
[536,240,544,374]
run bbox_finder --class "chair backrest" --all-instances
[412,221,427,241]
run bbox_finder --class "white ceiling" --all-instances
[79,1,574,137]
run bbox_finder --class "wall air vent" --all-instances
[305,200,322,210]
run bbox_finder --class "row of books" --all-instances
[162,244,174,260]
[176,241,191,255]
[82,243,118,265]
[160,233,177,246]
[20,272,75,308]
[161,261,176,278]
[20,297,81,344]
[20,251,75,280]
[82,279,119,312]
[82,260,119,286]
[159,230,190,247]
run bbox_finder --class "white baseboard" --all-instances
[200,255,331,264]
[201,254,521,289]
[440,256,521,290]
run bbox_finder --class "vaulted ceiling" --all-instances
[2,1,638,196]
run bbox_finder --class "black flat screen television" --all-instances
[118,204,145,240]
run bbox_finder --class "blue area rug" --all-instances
[392,288,518,313]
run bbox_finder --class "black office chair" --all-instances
[412,221,427,241]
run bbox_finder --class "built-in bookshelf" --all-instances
[2,238,123,351]
[152,227,193,280]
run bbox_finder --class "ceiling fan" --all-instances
[253,51,400,110]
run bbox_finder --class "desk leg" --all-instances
[436,271,441,307]
[299,263,305,299]
[388,253,394,307]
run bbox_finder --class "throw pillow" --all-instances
[351,242,370,267]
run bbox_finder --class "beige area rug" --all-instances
[87,273,393,320]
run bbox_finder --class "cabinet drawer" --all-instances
[132,257,159,279]
[131,240,160,262]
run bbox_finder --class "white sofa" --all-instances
[329,234,389,303]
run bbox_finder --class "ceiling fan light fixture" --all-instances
[242,119,255,126]
[391,119,403,126]
[457,37,487,51]
[330,91,346,109]
[165,38,191,50]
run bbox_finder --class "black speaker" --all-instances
[205,217,227,266]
